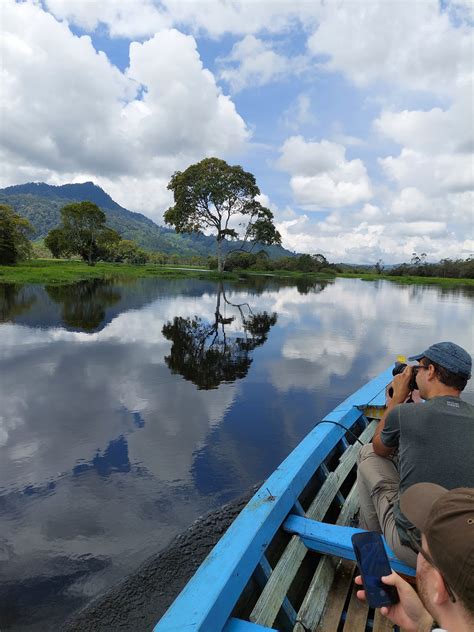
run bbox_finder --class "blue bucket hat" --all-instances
[409,341,472,378]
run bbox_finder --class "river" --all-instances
[0,276,472,630]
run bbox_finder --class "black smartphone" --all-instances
[351,531,399,608]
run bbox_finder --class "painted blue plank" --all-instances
[283,515,416,577]
[224,619,274,632]
[154,368,394,632]
[368,388,388,408]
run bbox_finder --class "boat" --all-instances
[154,366,415,632]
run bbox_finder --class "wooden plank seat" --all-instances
[282,516,416,577]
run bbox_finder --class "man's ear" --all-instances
[426,364,437,382]
[432,568,450,605]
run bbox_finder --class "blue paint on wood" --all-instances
[283,515,416,577]
[224,619,275,632]
[154,368,395,631]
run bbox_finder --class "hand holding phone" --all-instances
[351,531,399,608]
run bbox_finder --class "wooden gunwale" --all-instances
[154,367,397,632]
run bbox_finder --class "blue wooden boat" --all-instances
[154,367,415,632]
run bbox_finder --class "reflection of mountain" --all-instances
[46,280,122,332]
[0,284,36,322]
[162,286,277,389]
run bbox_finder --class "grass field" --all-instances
[0,260,472,286]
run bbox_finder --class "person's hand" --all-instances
[355,572,433,632]
[390,366,412,403]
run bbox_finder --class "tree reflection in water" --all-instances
[45,280,121,332]
[162,284,277,389]
[0,283,36,322]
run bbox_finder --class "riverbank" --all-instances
[0,259,334,285]
[0,260,472,286]
[338,272,474,286]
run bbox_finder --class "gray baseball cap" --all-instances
[408,341,471,378]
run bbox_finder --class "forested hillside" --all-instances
[0,182,293,259]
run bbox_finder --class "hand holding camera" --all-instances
[387,362,419,402]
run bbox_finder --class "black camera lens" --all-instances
[388,363,419,398]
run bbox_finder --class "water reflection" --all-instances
[0,276,472,631]
[0,284,36,322]
[163,284,277,388]
[45,281,122,332]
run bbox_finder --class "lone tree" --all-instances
[45,201,120,265]
[0,204,33,265]
[164,157,281,273]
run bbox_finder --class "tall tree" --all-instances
[45,201,120,265]
[164,157,281,273]
[0,204,33,265]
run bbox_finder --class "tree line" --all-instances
[373,253,474,279]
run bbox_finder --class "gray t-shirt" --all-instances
[381,396,474,545]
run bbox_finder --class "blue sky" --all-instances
[1,0,473,262]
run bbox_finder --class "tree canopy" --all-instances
[0,204,33,265]
[45,201,120,265]
[164,157,281,272]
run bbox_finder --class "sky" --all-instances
[1,0,473,263]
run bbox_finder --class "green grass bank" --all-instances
[0,260,472,287]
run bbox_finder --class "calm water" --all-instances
[0,276,473,630]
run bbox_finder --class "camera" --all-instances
[387,362,419,399]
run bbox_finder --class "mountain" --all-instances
[0,182,294,258]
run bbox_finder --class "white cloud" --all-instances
[277,136,372,209]
[308,1,472,97]
[218,35,308,92]
[0,2,249,214]
[45,0,171,37]
[375,86,474,205]
[44,0,321,38]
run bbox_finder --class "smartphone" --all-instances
[351,531,399,608]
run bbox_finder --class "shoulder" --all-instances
[388,402,418,420]
[429,396,474,413]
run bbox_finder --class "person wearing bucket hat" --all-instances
[357,341,474,567]
[355,484,474,631]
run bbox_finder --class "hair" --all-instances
[422,358,468,391]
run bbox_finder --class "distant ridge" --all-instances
[1,181,122,210]
[0,182,294,259]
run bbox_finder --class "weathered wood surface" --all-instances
[314,559,356,632]
[343,583,369,632]
[250,421,376,627]
[255,556,297,626]
[373,608,395,631]
[292,483,360,631]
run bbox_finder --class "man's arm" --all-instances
[373,366,413,457]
